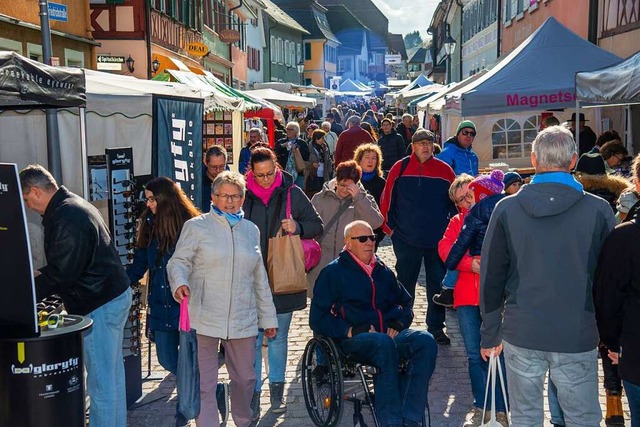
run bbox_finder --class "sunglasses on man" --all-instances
[350,235,376,243]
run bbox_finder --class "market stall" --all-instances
[0,51,90,427]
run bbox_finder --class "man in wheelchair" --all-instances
[310,220,438,427]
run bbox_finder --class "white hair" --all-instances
[321,121,331,130]
[343,220,372,238]
[285,121,300,135]
[532,125,577,169]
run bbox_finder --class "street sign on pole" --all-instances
[48,2,68,22]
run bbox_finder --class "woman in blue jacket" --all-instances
[127,177,200,426]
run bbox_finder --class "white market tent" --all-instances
[450,17,622,117]
[243,88,316,109]
[0,70,209,196]
[397,74,434,94]
[576,50,640,106]
[338,79,372,94]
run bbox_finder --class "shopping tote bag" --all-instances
[481,351,510,426]
[267,230,307,295]
[177,296,200,420]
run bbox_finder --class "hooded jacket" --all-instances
[574,172,631,212]
[437,136,479,176]
[310,251,413,339]
[243,171,323,313]
[308,179,384,295]
[480,181,615,352]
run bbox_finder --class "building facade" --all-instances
[0,1,98,68]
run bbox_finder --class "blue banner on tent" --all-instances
[153,96,203,209]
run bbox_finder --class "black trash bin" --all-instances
[0,315,92,427]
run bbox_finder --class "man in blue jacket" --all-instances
[310,220,437,427]
[438,120,479,176]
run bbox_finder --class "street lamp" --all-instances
[296,60,305,85]
[125,55,135,73]
[152,58,160,73]
[443,27,456,84]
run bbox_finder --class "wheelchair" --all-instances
[301,335,430,427]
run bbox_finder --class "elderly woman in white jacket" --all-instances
[169,171,278,427]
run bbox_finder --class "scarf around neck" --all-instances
[211,204,244,227]
[361,171,376,182]
[247,169,283,205]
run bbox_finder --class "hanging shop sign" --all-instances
[219,29,240,44]
[186,42,210,57]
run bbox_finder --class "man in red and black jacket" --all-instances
[380,128,456,345]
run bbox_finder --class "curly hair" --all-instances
[353,143,383,178]
[136,177,200,254]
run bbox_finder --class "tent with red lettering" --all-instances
[448,17,621,117]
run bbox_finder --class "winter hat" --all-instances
[469,169,505,202]
[456,120,477,135]
[503,171,523,189]
[575,153,606,175]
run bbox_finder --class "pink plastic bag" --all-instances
[179,295,190,332]
[287,187,321,272]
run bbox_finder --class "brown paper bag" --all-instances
[292,146,305,173]
[267,232,307,295]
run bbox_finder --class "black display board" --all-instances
[0,163,39,339]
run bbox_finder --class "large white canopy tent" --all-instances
[243,88,316,109]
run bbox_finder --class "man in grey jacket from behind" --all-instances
[479,125,615,426]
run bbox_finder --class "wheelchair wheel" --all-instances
[302,336,344,426]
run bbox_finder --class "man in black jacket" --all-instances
[378,118,406,174]
[20,164,131,427]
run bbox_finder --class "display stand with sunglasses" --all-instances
[106,147,144,408]
[0,163,93,427]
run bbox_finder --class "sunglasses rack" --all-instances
[36,295,65,329]
[105,147,139,267]
[122,283,142,357]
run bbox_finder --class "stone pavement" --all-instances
[127,238,631,427]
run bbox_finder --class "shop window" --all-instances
[492,118,522,159]
[522,114,541,158]
[305,43,311,60]
[64,49,85,68]
[0,38,22,54]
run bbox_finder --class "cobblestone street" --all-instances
[127,238,631,427]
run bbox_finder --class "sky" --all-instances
[370,0,441,42]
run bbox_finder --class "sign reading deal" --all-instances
[186,42,209,57]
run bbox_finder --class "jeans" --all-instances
[84,287,132,427]
[338,329,438,426]
[254,311,293,390]
[548,375,565,425]
[392,235,445,334]
[503,341,601,427]
[456,306,507,412]
[624,380,640,427]
[442,269,459,290]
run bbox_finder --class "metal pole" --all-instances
[38,0,63,184]
[79,107,89,200]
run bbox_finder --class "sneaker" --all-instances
[463,407,484,426]
[432,288,454,308]
[432,330,451,346]
[216,382,229,424]
[175,412,191,427]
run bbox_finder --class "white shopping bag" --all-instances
[481,351,510,426]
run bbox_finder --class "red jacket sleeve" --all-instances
[380,161,401,235]
[438,211,474,273]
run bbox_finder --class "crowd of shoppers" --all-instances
[20,100,640,427]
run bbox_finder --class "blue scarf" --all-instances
[211,204,244,227]
[361,171,376,182]
[530,171,583,193]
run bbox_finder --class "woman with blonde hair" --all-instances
[353,143,386,249]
